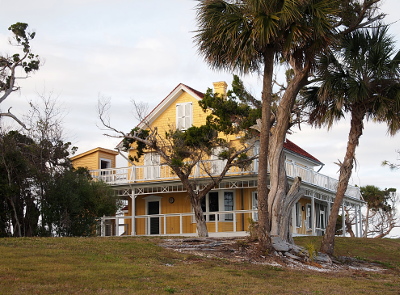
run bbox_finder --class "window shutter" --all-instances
[176,102,192,130]
[176,104,184,129]
[184,102,192,129]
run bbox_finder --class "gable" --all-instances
[138,83,204,131]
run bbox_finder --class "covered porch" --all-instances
[96,174,365,238]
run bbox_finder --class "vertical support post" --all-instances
[115,216,119,236]
[358,205,363,238]
[311,196,316,236]
[131,193,136,236]
[233,212,237,232]
[163,215,167,235]
[342,203,345,237]
[101,216,105,237]
[215,213,219,233]
[179,214,183,235]
[327,199,331,220]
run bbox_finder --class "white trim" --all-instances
[143,195,163,203]
[144,195,162,235]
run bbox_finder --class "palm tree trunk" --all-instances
[320,109,365,255]
[257,48,274,251]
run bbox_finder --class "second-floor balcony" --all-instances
[90,159,362,200]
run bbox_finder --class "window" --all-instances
[315,203,327,229]
[201,192,218,221]
[100,158,112,181]
[253,142,260,172]
[144,152,160,179]
[100,158,111,169]
[201,191,235,221]
[210,147,227,174]
[224,192,234,221]
[176,102,192,130]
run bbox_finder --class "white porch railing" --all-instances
[98,210,257,237]
[97,209,351,237]
[90,159,362,200]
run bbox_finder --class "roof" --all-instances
[70,147,118,161]
[284,139,323,166]
[137,83,204,129]
[117,82,323,166]
[116,83,205,149]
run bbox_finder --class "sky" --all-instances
[1,1,400,210]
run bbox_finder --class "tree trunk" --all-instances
[320,109,365,255]
[9,197,22,237]
[257,48,274,251]
[268,65,309,244]
[344,211,355,238]
[191,195,208,237]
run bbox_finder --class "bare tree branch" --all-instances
[0,107,29,130]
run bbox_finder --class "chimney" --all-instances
[213,81,228,98]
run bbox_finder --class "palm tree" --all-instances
[305,26,400,255]
[195,0,341,249]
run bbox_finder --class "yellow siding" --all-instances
[128,90,209,166]
[124,187,258,235]
[72,153,99,170]
[71,148,117,170]
[152,91,206,134]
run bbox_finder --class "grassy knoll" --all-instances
[0,236,399,294]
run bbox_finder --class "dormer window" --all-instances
[176,102,192,130]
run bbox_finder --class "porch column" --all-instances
[311,196,316,236]
[115,216,119,236]
[342,203,345,237]
[131,192,136,236]
[101,216,105,237]
[327,199,331,220]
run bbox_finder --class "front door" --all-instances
[148,201,160,235]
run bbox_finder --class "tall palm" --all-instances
[195,0,339,249]
[305,26,400,255]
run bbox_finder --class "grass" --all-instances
[0,236,399,294]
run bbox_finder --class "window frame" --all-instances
[199,190,235,222]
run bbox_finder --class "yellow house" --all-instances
[71,147,119,171]
[83,82,364,238]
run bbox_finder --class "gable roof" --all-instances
[137,83,204,129]
[284,139,323,166]
[70,147,118,161]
